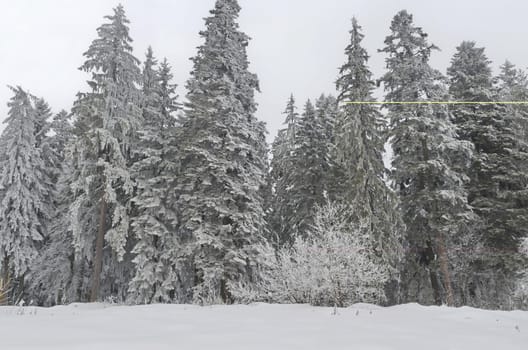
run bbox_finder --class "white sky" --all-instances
[1,0,528,142]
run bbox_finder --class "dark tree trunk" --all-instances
[0,256,9,305]
[429,267,442,305]
[421,136,455,306]
[437,235,455,306]
[1,256,8,285]
[90,197,107,302]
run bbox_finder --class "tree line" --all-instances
[0,1,527,310]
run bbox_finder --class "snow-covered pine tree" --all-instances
[498,61,528,143]
[292,100,317,235]
[49,110,74,165]
[380,11,474,306]
[31,97,57,232]
[334,18,404,303]
[0,86,50,303]
[158,58,180,124]
[316,94,340,198]
[176,0,269,304]
[280,97,336,242]
[448,44,528,308]
[284,95,299,146]
[32,98,52,149]
[128,47,183,304]
[69,4,142,302]
[497,66,528,295]
[29,111,76,305]
[268,95,337,246]
[497,64,528,273]
[266,130,286,244]
[254,120,271,237]
[267,95,300,246]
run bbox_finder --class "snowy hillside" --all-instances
[1,303,526,349]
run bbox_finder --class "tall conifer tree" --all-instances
[381,11,473,306]
[128,47,182,304]
[292,99,329,238]
[268,95,300,245]
[69,4,142,302]
[29,110,75,305]
[0,87,50,302]
[176,0,269,303]
[448,44,528,308]
[335,18,404,300]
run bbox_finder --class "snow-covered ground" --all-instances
[1,302,527,349]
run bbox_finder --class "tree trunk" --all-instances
[0,256,9,305]
[15,276,25,305]
[436,235,455,306]
[420,135,455,306]
[425,240,442,305]
[429,268,442,305]
[1,256,8,285]
[90,197,107,302]
[420,137,443,305]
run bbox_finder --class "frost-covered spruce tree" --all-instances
[267,93,336,246]
[176,0,269,304]
[497,63,528,268]
[30,111,93,305]
[0,86,50,302]
[498,61,528,141]
[335,18,404,302]
[267,95,301,245]
[32,98,55,182]
[32,98,52,149]
[316,94,341,197]
[284,100,318,240]
[380,11,474,306]
[29,112,76,305]
[447,42,496,142]
[128,47,183,304]
[280,97,336,243]
[49,110,74,165]
[158,58,180,123]
[447,44,528,308]
[499,62,528,144]
[283,95,299,146]
[316,95,337,152]
[69,4,142,302]
[31,98,58,213]
[266,129,287,244]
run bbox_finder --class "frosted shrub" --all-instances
[231,202,390,307]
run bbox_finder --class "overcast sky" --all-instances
[1,0,528,142]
